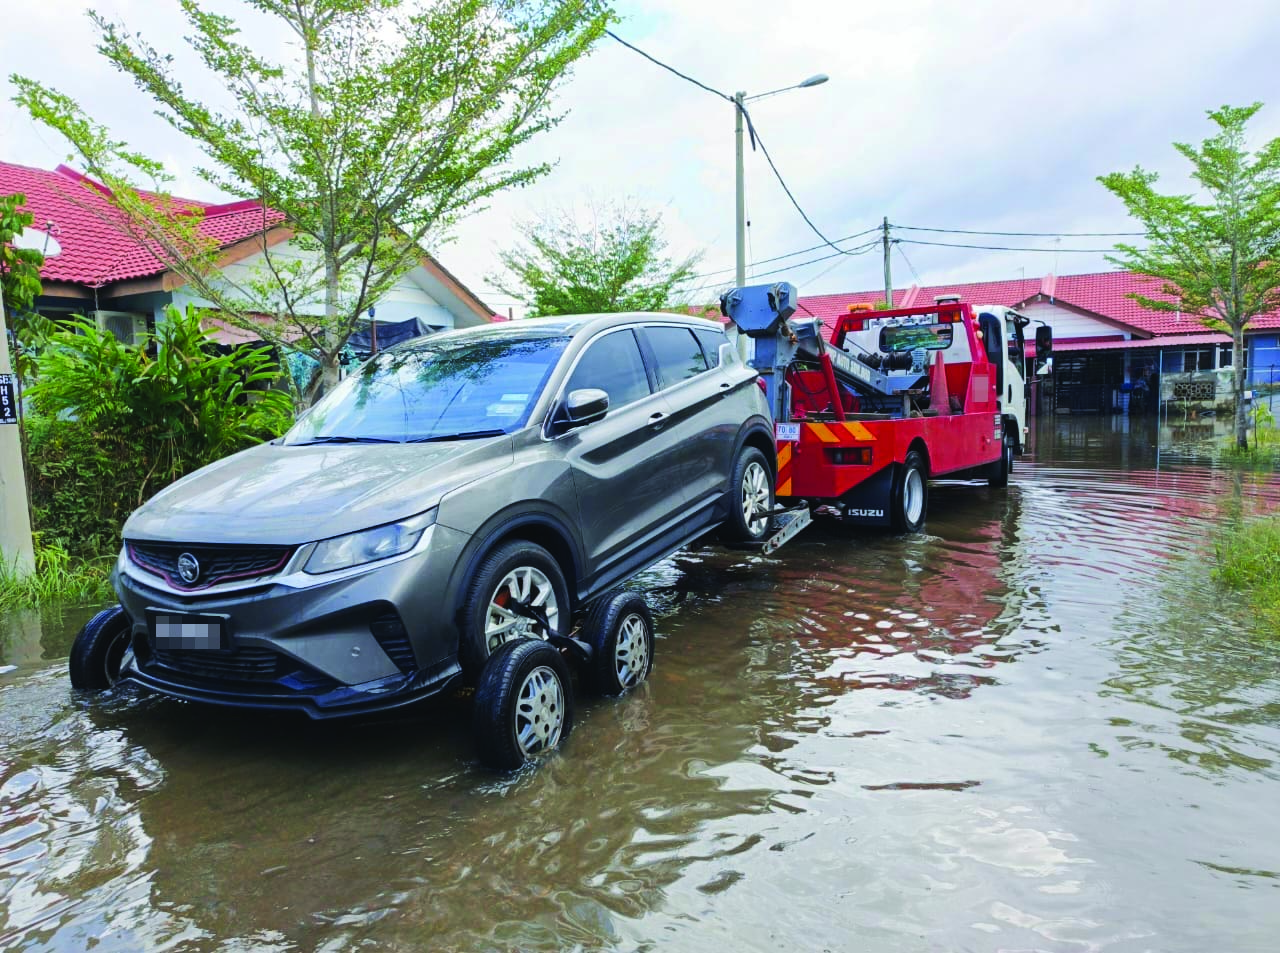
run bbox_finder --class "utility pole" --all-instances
[734,91,747,288]
[882,216,893,307]
[0,281,36,579]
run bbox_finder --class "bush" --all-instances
[22,304,293,558]
[0,537,114,610]
[1214,517,1280,634]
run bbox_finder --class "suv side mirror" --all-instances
[1035,325,1053,363]
[565,388,609,425]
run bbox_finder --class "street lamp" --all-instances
[734,74,828,287]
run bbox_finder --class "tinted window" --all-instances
[694,328,728,367]
[565,329,651,410]
[285,335,569,443]
[646,326,708,388]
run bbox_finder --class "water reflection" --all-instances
[2,417,1280,951]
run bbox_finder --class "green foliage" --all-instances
[1099,103,1280,450]
[493,201,701,316]
[1,192,44,314]
[23,304,292,556]
[0,537,114,611]
[1214,516,1280,634]
[11,0,612,402]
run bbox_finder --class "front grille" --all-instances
[152,645,283,683]
[371,611,416,672]
[128,541,294,591]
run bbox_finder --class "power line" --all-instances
[895,242,922,284]
[748,239,880,279]
[739,104,858,261]
[896,224,1144,238]
[899,238,1125,254]
[604,30,730,102]
[690,225,880,280]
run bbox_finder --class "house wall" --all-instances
[1017,299,1134,341]
[170,240,461,330]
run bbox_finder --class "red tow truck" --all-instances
[720,282,1050,535]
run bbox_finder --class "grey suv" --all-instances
[70,313,775,735]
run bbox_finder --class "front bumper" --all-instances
[113,524,472,718]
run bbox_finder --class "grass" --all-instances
[0,539,115,611]
[1214,517,1280,634]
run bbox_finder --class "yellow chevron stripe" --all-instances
[843,421,876,441]
[807,422,840,443]
[778,477,793,497]
[777,442,792,467]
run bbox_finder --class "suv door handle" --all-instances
[648,411,666,429]
[718,381,732,392]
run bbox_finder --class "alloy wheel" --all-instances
[484,566,560,654]
[741,461,770,536]
[903,468,925,525]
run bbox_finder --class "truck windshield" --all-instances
[879,323,954,353]
[284,335,570,444]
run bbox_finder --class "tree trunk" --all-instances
[1234,325,1248,450]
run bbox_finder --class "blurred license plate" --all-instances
[149,610,227,651]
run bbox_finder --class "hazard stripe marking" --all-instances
[842,421,875,441]
[776,441,793,497]
[807,422,840,443]
[777,442,792,467]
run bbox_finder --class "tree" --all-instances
[11,0,611,403]
[0,193,43,316]
[1100,103,1280,450]
[493,201,700,315]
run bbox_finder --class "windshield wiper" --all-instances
[405,429,507,443]
[292,435,402,445]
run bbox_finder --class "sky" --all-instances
[3,0,1280,316]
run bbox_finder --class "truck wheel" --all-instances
[69,605,133,691]
[460,540,570,679]
[721,446,774,544]
[988,431,1013,488]
[584,591,654,696]
[473,638,574,771]
[891,450,928,533]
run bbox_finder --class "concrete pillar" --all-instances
[0,282,36,578]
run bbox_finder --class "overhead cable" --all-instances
[896,225,1144,238]
[604,30,730,101]
[691,225,880,280]
[899,238,1127,254]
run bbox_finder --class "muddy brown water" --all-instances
[2,417,1279,952]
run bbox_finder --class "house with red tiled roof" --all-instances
[792,272,1280,414]
[1,160,493,344]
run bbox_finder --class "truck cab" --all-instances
[971,302,1032,455]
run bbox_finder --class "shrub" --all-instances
[22,304,293,557]
[1214,517,1280,634]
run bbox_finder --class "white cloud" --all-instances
[5,0,1280,310]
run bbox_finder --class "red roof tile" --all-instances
[799,270,1280,338]
[1,160,282,287]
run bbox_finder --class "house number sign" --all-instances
[0,375,17,425]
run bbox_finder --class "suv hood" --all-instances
[122,438,514,546]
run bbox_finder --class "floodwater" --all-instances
[2,417,1279,952]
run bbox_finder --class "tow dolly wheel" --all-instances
[583,591,655,696]
[69,605,133,691]
[890,450,929,534]
[473,638,575,771]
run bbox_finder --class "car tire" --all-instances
[721,446,774,544]
[460,540,570,679]
[473,638,574,771]
[988,430,1013,488]
[890,450,929,533]
[69,605,133,691]
[584,591,655,696]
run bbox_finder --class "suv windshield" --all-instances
[284,335,570,444]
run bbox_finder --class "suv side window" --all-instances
[693,328,728,367]
[565,329,651,410]
[645,326,709,389]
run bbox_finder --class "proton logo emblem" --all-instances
[176,553,201,585]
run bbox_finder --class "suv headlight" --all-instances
[304,509,437,574]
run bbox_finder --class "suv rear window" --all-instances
[645,326,708,388]
[565,329,652,410]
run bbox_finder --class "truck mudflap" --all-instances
[837,464,896,526]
